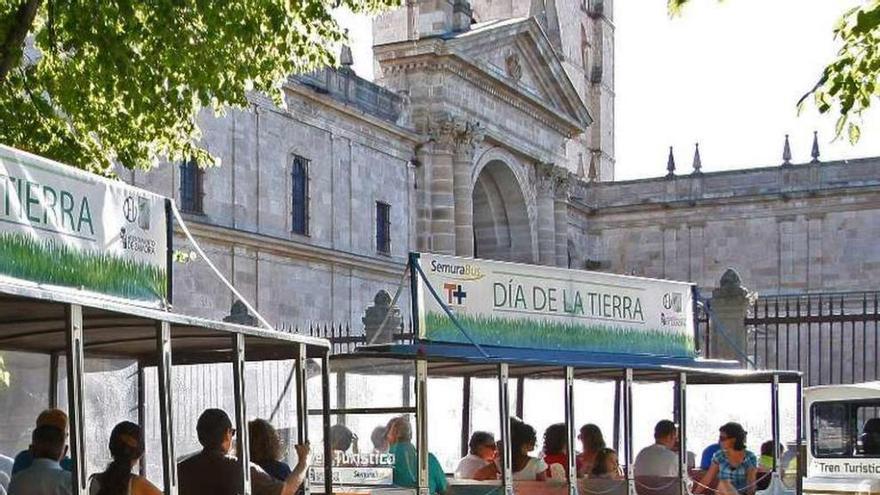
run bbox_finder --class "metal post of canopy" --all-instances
[515,377,525,419]
[677,373,688,495]
[295,343,311,495]
[613,378,622,453]
[461,376,472,458]
[65,304,87,495]
[232,333,252,495]
[156,320,178,495]
[564,366,577,495]
[623,368,635,495]
[498,363,514,495]
[137,362,146,476]
[49,352,58,409]
[416,359,429,495]
[771,374,781,478]
[796,376,803,495]
[321,353,333,495]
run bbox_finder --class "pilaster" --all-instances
[428,118,457,254]
[536,162,559,266]
[453,121,484,257]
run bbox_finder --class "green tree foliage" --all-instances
[0,0,398,176]
[669,0,879,144]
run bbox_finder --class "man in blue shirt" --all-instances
[8,425,72,495]
[385,416,447,494]
[700,441,721,470]
[11,409,73,476]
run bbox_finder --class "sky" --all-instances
[336,0,880,180]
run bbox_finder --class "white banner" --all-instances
[413,253,696,357]
[0,145,168,307]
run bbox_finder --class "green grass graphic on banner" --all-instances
[425,312,695,357]
[0,232,167,302]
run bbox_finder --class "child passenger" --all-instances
[591,448,623,480]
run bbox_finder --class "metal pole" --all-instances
[461,376,472,458]
[613,379,622,453]
[137,362,147,477]
[156,321,178,494]
[771,374,781,477]
[321,353,333,495]
[796,376,804,495]
[623,369,635,495]
[49,353,59,409]
[564,367,577,495]
[416,359,429,495]
[515,377,525,419]
[677,373,688,495]
[65,304,87,495]
[295,343,311,495]
[498,363,514,495]
[232,333,252,495]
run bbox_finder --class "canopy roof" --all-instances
[0,279,329,364]
[331,341,801,385]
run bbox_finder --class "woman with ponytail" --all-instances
[89,421,161,495]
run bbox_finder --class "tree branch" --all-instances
[0,0,42,83]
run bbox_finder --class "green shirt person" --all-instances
[385,416,448,494]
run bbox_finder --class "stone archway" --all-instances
[472,160,533,263]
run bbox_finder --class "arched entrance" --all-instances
[472,160,533,263]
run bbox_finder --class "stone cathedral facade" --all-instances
[130,0,880,330]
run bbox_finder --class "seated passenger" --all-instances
[510,418,546,481]
[371,425,388,453]
[694,423,758,495]
[758,440,776,470]
[8,425,71,495]
[576,424,606,478]
[700,440,722,471]
[89,421,161,495]
[455,431,497,480]
[11,409,73,475]
[386,416,448,494]
[330,424,358,454]
[177,409,309,495]
[862,418,880,455]
[591,448,623,480]
[249,419,292,481]
[633,420,678,477]
[542,423,569,481]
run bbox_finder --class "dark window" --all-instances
[811,400,880,458]
[376,202,391,254]
[179,160,203,214]
[291,155,309,235]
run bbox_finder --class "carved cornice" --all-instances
[380,55,584,138]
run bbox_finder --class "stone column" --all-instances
[429,119,457,254]
[536,163,558,266]
[710,269,753,365]
[453,122,483,258]
[414,142,430,253]
[553,170,570,267]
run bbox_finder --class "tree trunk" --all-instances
[0,0,42,82]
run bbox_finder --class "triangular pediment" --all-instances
[445,17,592,130]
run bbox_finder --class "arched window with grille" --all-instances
[179,160,203,214]
[291,155,310,235]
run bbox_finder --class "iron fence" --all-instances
[293,323,415,355]
[745,291,880,386]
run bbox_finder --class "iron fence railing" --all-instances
[745,291,880,386]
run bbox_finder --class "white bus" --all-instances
[805,382,880,495]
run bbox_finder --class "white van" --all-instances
[805,382,880,495]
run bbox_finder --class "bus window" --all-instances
[812,402,851,457]
[855,402,880,456]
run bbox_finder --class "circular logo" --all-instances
[123,196,138,223]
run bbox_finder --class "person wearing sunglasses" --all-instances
[178,409,310,495]
[694,422,757,495]
[455,432,498,480]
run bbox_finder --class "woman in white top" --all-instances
[455,431,498,480]
[89,421,161,495]
[510,419,547,481]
